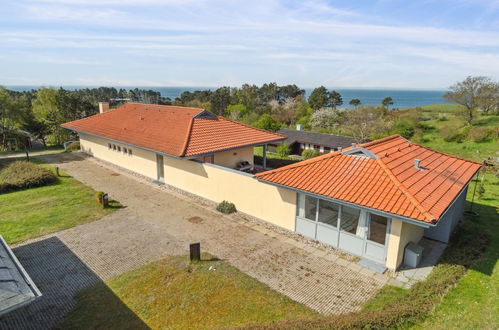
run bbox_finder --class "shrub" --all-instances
[216,200,236,214]
[467,127,495,143]
[437,113,448,121]
[439,125,466,143]
[66,141,80,152]
[301,149,319,160]
[391,120,415,139]
[0,161,57,193]
[275,143,290,158]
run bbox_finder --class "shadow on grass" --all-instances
[0,236,148,329]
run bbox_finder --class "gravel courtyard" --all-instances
[0,153,387,329]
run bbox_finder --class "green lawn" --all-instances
[59,254,317,329]
[0,160,120,244]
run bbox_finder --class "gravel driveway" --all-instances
[0,153,386,329]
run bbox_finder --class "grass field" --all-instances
[0,145,64,156]
[59,254,317,329]
[0,159,120,244]
[408,106,498,328]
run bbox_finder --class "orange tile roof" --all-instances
[62,103,285,158]
[256,135,482,224]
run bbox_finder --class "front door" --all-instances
[363,214,389,263]
[156,154,164,183]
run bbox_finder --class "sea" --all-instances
[6,86,451,109]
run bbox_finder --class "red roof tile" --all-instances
[256,135,482,224]
[62,103,285,157]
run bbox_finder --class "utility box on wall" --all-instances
[404,242,424,268]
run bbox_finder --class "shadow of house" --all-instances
[0,237,147,329]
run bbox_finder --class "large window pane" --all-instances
[340,206,360,234]
[318,200,339,227]
[368,214,388,245]
[304,195,317,221]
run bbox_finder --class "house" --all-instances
[62,103,481,271]
[267,128,357,155]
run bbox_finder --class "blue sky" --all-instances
[1,0,499,88]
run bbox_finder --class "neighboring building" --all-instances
[0,236,42,316]
[268,128,357,155]
[62,103,481,270]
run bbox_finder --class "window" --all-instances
[304,195,317,221]
[123,147,127,153]
[368,214,388,245]
[324,147,331,153]
[108,143,111,149]
[113,144,116,150]
[313,145,319,150]
[117,146,121,152]
[318,200,339,227]
[128,148,133,155]
[340,206,361,234]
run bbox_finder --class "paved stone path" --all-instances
[0,153,388,329]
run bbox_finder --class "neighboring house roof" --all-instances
[275,129,357,148]
[62,103,286,158]
[0,236,41,316]
[256,135,482,225]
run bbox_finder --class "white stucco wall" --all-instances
[79,133,158,180]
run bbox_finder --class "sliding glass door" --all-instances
[295,193,389,264]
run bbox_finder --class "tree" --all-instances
[308,86,329,111]
[477,81,499,115]
[444,76,492,125]
[329,90,343,110]
[227,104,248,121]
[254,114,281,132]
[342,106,388,142]
[276,143,290,158]
[382,97,394,110]
[301,149,319,160]
[349,98,361,109]
[210,87,231,115]
[310,108,341,130]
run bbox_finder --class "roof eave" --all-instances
[256,178,434,228]
[61,126,184,159]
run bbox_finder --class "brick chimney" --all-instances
[98,102,110,114]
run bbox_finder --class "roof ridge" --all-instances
[180,116,196,157]
[359,134,404,148]
[375,158,436,223]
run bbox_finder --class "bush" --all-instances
[467,127,495,143]
[437,113,448,121]
[216,200,236,214]
[0,161,57,193]
[439,125,466,143]
[301,149,319,160]
[275,143,290,158]
[66,141,80,152]
[391,120,415,139]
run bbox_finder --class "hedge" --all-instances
[0,160,57,193]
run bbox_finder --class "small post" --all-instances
[190,243,201,261]
[102,193,109,208]
[56,166,60,177]
[263,144,267,169]
[25,149,29,162]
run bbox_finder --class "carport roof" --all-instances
[0,236,41,316]
[256,135,482,224]
[62,103,286,158]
